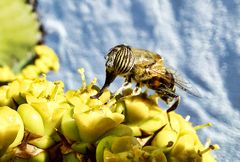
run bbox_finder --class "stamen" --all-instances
[78,68,86,89]
[194,122,212,130]
[204,138,211,148]
[50,83,59,100]
[185,115,191,121]
[198,144,220,156]
[87,77,97,91]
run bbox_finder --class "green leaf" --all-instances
[0,0,41,73]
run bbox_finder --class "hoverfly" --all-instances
[92,44,200,118]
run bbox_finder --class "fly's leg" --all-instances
[123,76,132,90]
[113,76,132,97]
[166,96,180,130]
[132,82,142,95]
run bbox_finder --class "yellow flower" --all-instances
[0,66,16,82]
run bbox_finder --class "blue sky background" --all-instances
[38,0,240,161]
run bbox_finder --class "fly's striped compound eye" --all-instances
[106,44,135,75]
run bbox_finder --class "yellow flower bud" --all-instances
[119,94,167,135]
[0,66,15,82]
[20,65,40,79]
[28,135,55,149]
[6,80,20,99]
[124,96,150,123]
[0,106,24,148]
[34,45,59,72]
[73,109,124,143]
[151,128,178,152]
[61,108,81,142]
[0,86,10,106]
[17,104,45,136]
[35,59,49,74]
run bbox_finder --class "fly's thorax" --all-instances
[130,61,165,83]
[131,48,162,64]
[105,44,135,75]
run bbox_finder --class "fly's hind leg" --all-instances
[123,76,132,90]
[133,82,142,96]
[166,96,180,131]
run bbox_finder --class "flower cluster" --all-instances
[0,68,219,162]
[0,45,59,83]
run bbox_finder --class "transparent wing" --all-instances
[166,68,202,97]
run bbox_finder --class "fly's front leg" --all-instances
[113,76,132,97]
[166,96,180,130]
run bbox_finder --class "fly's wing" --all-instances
[131,47,201,97]
[166,68,202,97]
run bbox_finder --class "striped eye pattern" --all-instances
[105,44,135,75]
